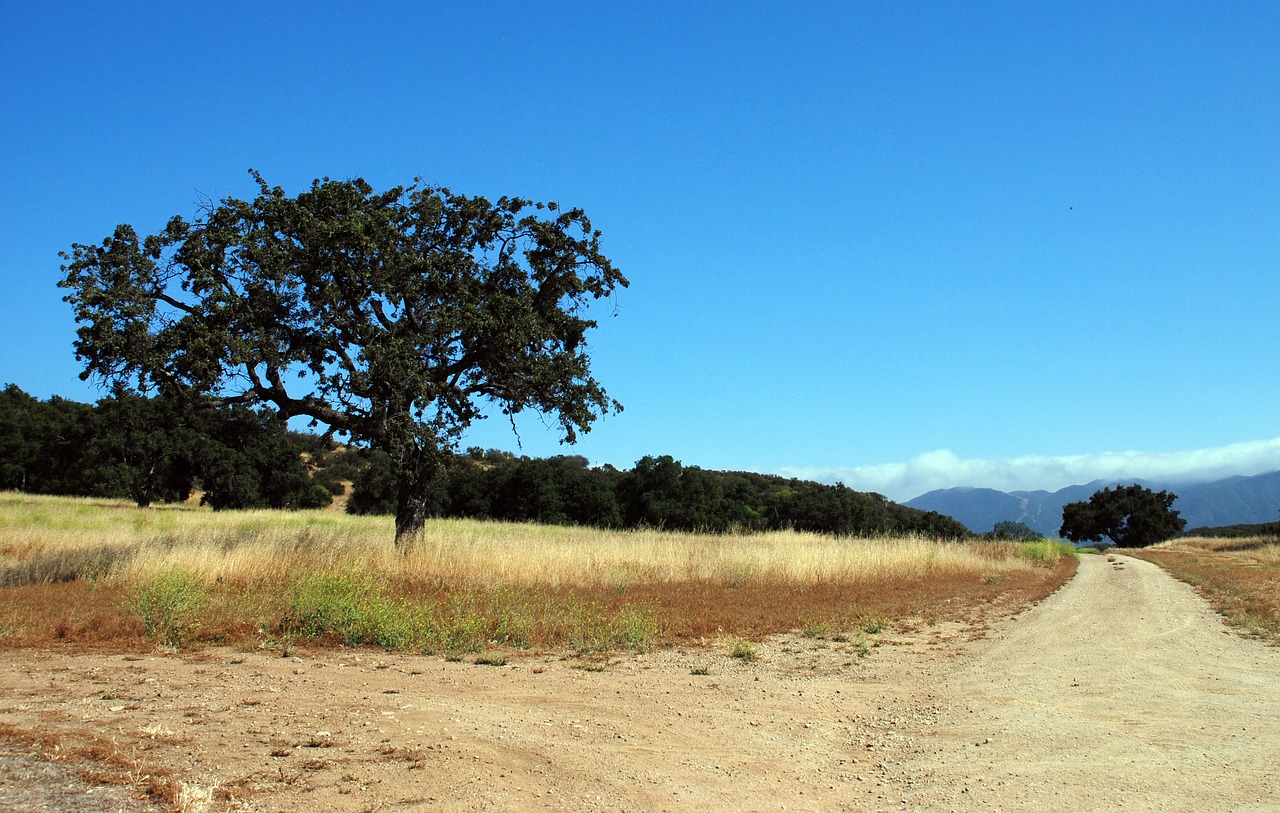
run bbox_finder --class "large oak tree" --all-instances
[1059,484,1186,548]
[60,172,627,548]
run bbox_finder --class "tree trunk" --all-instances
[391,444,445,553]
[133,462,156,508]
[394,483,429,552]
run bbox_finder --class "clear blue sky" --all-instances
[3,2,1279,500]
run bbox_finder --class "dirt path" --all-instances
[1,554,1277,812]
[885,553,1280,812]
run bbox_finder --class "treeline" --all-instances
[1,385,969,537]
[0,384,349,509]
[1182,522,1280,539]
[347,449,969,537]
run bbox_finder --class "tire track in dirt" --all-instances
[887,554,1280,812]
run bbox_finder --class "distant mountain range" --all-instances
[904,471,1280,536]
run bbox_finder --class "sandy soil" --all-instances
[1,554,1277,812]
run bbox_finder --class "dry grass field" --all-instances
[0,491,1075,654]
[1128,535,1280,642]
[10,494,1280,813]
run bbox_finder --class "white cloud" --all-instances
[781,437,1280,503]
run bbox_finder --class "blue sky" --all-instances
[3,2,1279,501]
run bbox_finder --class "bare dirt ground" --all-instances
[1,554,1277,812]
[883,554,1280,813]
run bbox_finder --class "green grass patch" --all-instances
[423,588,537,655]
[563,600,660,654]
[801,617,841,640]
[132,570,208,647]
[857,611,888,634]
[283,569,420,650]
[1019,539,1078,564]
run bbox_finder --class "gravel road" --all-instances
[888,553,1280,812]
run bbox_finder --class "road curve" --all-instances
[892,553,1280,812]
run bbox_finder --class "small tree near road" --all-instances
[1059,484,1186,548]
[60,172,627,550]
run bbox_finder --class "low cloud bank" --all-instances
[782,437,1280,503]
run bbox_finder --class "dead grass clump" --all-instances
[0,543,138,587]
[0,722,181,809]
[1157,535,1278,554]
[0,581,145,646]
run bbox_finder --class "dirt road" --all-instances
[1,554,1277,812]
[887,553,1280,812]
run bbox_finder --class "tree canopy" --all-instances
[989,520,1040,540]
[1059,484,1186,548]
[0,384,329,509]
[60,172,627,547]
[345,451,972,538]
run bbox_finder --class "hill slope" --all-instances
[906,471,1280,535]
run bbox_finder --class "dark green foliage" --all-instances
[4,382,967,539]
[893,505,972,538]
[766,480,885,535]
[59,172,627,545]
[347,450,433,517]
[190,407,331,510]
[82,389,197,507]
[0,384,332,510]
[343,450,969,538]
[616,455,730,531]
[1059,484,1187,548]
[297,437,367,498]
[988,520,1041,540]
[442,451,498,519]
[0,384,96,495]
[549,456,624,528]
[487,455,622,528]
[347,450,624,528]
[1182,522,1280,539]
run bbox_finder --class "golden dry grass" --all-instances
[0,491,1075,651]
[1129,535,1280,643]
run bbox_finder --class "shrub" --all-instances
[857,611,888,634]
[132,570,208,647]
[611,605,660,651]
[801,617,839,639]
[422,589,538,655]
[283,569,419,650]
[563,600,660,654]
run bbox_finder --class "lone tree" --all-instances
[60,172,627,549]
[990,520,1039,540]
[1059,484,1186,548]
